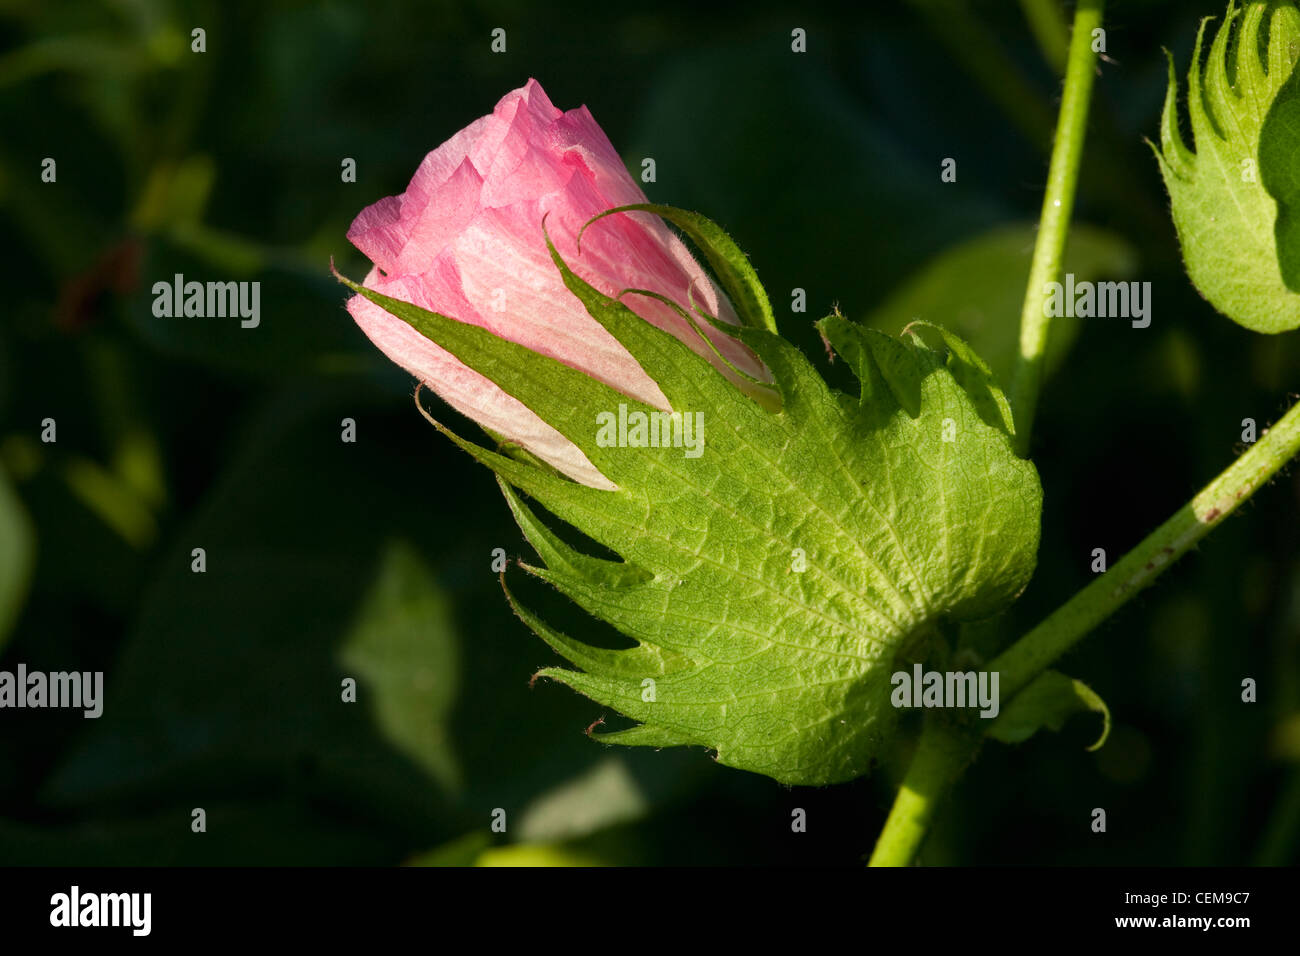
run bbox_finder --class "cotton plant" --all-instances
[336,0,1300,864]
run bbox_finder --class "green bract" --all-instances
[337,209,1042,786]
[988,669,1111,752]
[1152,0,1300,333]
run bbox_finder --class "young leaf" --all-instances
[337,211,1042,786]
[988,669,1111,751]
[1151,0,1300,332]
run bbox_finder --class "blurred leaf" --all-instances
[475,842,608,867]
[866,223,1137,385]
[60,455,157,549]
[35,388,464,855]
[23,381,684,862]
[0,35,151,88]
[989,669,1111,751]
[0,464,35,648]
[405,830,491,866]
[0,440,146,614]
[516,755,648,842]
[340,541,461,794]
[1272,712,1300,762]
[83,341,169,512]
[162,223,269,275]
[131,156,217,232]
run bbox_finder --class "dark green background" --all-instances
[1,0,1297,865]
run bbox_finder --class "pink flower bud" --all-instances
[346,79,767,490]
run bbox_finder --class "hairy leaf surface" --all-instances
[1152,0,1300,332]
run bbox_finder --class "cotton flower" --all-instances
[346,79,767,489]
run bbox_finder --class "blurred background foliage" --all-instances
[0,0,1297,865]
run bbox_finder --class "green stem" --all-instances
[868,718,977,867]
[1010,0,1104,457]
[992,399,1300,700]
[870,398,1300,866]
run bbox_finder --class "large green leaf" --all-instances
[337,211,1042,786]
[1152,0,1300,332]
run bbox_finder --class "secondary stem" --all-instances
[869,398,1300,866]
[991,399,1300,699]
[1009,0,1104,457]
